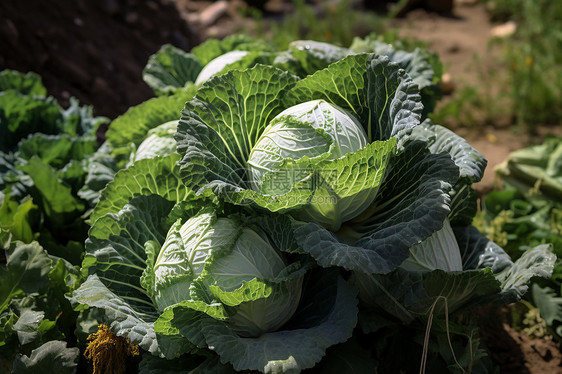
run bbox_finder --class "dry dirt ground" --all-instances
[394,1,562,196]
[1,0,562,373]
[396,2,562,372]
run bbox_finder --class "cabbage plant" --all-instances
[72,154,358,373]
[173,50,555,372]
[69,38,557,373]
[146,210,304,336]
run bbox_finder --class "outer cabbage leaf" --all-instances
[352,268,499,324]
[456,225,554,303]
[105,91,193,166]
[72,194,204,358]
[0,196,37,247]
[495,244,555,303]
[17,133,96,170]
[161,270,358,373]
[11,340,79,374]
[295,142,458,274]
[283,54,423,145]
[454,225,512,272]
[408,119,487,226]
[0,91,62,152]
[349,36,443,116]
[78,142,119,207]
[18,157,85,224]
[0,242,53,314]
[59,97,107,137]
[143,44,203,96]
[191,34,274,66]
[352,225,555,326]
[90,153,193,224]
[0,70,47,96]
[287,40,354,75]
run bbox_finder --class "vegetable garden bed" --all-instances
[1,1,561,373]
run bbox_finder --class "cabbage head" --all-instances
[247,100,372,230]
[129,120,178,163]
[195,50,249,85]
[147,210,303,337]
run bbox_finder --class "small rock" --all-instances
[491,21,517,38]
[439,73,455,94]
[199,1,229,27]
[447,43,461,53]
[74,17,84,26]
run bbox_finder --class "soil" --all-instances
[0,0,200,119]
[393,0,562,195]
[1,0,561,373]
[478,306,562,374]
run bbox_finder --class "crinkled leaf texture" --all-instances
[457,226,555,304]
[0,241,53,314]
[11,340,79,374]
[0,70,47,96]
[105,91,193,166]
[349,36,443,116]
[352,225,555,327]
[143,44,203,96]
[176,55,422,232]
[294,141,459,274]
[286,40,354,75]
[90,153,193,224]
[71,156,209,358]
[408,119,487,226]
[283,53,422,145]
[157,270,358,373]
[191,34,274,66]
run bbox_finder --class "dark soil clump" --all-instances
[0,0,200,118]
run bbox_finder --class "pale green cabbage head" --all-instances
[130,120,178,164]
[151,211,303,337]
[195,50,249,85]
[247,99,372,231]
